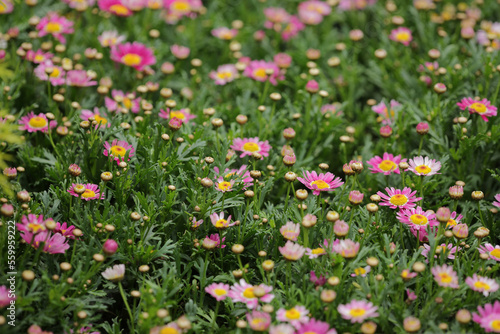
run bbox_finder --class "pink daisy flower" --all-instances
[431,264,459,288]
[230,137,271,159]
[282,16,305,41]
[209,64,239,85]
[422,243,460,260]
[66,70,97,87]
[18,112,57,133]
[264,7,291,25]
[213,165,253,186]
[228,279,274,309]
[110,42,156,71]
[298,1,331,16]
[479,243,500,262]
[243,60,283,85]
[104,140,135,165]
[493,194,500,208]
[377,187,421,209]
[54,222,77,239]
[98,30,127,47]
[445,211,463,229]
[36,12,74,44]
[406,289,417,301]
[297,171,344,196]
[305,246,327,259]
[105,90,141,114]
[338,0,376,11]
[0,285,16,308]
[247,311,271,332]
[400,269,418,281]
[210,212,235,229]
[211,27,238,40]
[214,177,235,193]
[397,206,438,231]
[367,153,405,175]
[473,301,500,333]
[98,0,133,16]
[372,100,401,124]
[34,61,66,86]
[68,183,104,201]
[351,266,371,277]
[338,300,379,323]
[21,231,71,254]
[298,8,323,25]
[159,108,196,123]
[62,0,96,10]
[163,0,202,18]
[171,44,190,59]
[277,305,310,329]
[101,264,125,282]
[279,241,306,261]
[296,318,337,334]
[269,324,295,334]
[81,107,111,128]
[190,217,203,229]
[408,156,441,176]
[457,97,497,122]
[389,27,413,46]
[280,222,300,241]
[332,239,360,259]
[0,0,14,14]
[24,49,53,64]
[205,283,230,301]
[202,234,226,248]
[466,274,499,297]
[17,214,47,235]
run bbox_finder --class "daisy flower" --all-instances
[202,234,225,249]
[397,206,438,231]
[269,324,295,334]
[209,64,239,85]
[54,222,77,239]
[81,107,111,128]
[18,112,57,133]
[205,283,230,301]
[231,137,271,158]
[305,246,326,259]
[372,100,401,124]
[214,177,235,193]
[264,7,291,25]
[110,42,156,71]
[332,239,360,259]
[24,49,53,64]
[247,311,271,332]
[280,221,300,241]
[431,264,459,288]
[276,306,310,329]
[98,0,133,16]
[408,156,441,176]
[36,12,74,44]
[279,241,306,261]
[66,70,97,87]
[389,27,413,46]
[163,0,203,19]
[101,264,125,282]
[62,0,95,10]
[105,90,141,114]
[243,60,283,85]
[338,0,376,11]
[98,30,126,48]
[34,61,66,86]
[297,171,344,196]
[367,153,405,175]
[351,266,371,277]
[296,318,337,334]
[377,187,421,210]
[31,232,71,254]
[466,274,499,297]
[457,97,497,122]
[211,27,238,40]
[210,212,235,229]
[0,0,14,14]
[445,211,463,229]
[422,243,460,260]
[472,301,500,333]
[406,289,417,301]
[103,140,135,165]
[400,269,418,281]
[0,285,16,308]
[493,194,500,208]
[282,16,305,41]
[479,243,500,262]
[321,103,343,117]
[190,217,203,229]
[338,300,379,323]
[213,165,253,186]
[159,108,196,123]
[171,44,190,59]
[68,183,104,201]
[17,214,47,234]
[228,279,274,309]
[150,323,182,334]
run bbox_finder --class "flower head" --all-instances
[332,239,360,259]
[231,137,271,159]
[408,156,441,176]
[66,70,97,87]
[296,318,337,334]
[209,64,239,85]
[98,30,126,47]
[479,243,500,262]
[68,183,104,201]
[279,241,306,261]
[101,264,125,282]
[0,285,16,308]
[397,206,438,231]
[389,27,413,46]
[367,153,405,175]
[243,60,283,85]
[110,42,156,71]
[211,27,238,40]
[210,212,234,229]
[431,264,459,288]
[351,266,371,277]
[378,187,421,210]
[297,171,344,196]
[372,100,401,124]
[466,274,499,297]
[205,283,230,301]
[81,107,111,128]
[457,97,497,122]
[36,12,74,44]
[104,140,135,165]
[277,306,310,329]
[247,311,271,332]
[98,0,133,16]
[280,222,300,241]
[105,90,141,113]
[228,279,274,309]
[159,108,196,123]
[19,112,57,133]
[472,301,500,333]
[338,300,379,323]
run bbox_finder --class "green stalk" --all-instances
[118,281,135,333]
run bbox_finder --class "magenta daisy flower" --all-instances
[367,153,405,175]
[377,187,421,210]
[34,61,66,86]
[213,165,253,187]
[279,241,306,261]
[431,264,459,288]
[466,274,499,297]
[296,318,337,334]
[297,171,344,196]
[282,16,305,41]
[243,60,283,85]
[210,212,235,229]
[479,243,500,262]
[280,222,300,241]
[231,137,271,159]
[209,64,239,85]
[81,107,111,128]
[493,194,500,208]
[68,183,104,201]
[18,112,57,133]
[247,310,271,332]
[0,0,14,14]
[457,97,497,122]
[228,279,274,309]
[36,12,74,44]
[170,44,190,59]
[66,70,97,87]
[105,90,141,114]
[338,300,379,323]
[98,0,133,16]
[110,42,156,71]
[332,239,360,259]
[408,156,441,176]
[277,306,310,329]
[397,206,438,231]
[24,49,53,64]
[159,108,196,123]
[202,234,225,249]
[211,27,238,40]
[103,140,135,165]
[0,285,16,308]
[214,177,235,193]
[372,100,401,124]
[20,231,70,254]
[389,27,413,46]
[472,301,500,333]
[54,222,77,239]
[17,214,47,235]
[445,211,463,229]
[205,283,230,301]
[422,243,460,260]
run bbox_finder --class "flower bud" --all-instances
[436,207,451,223]
[103,239,118,255]
[349,190,364,205]
[379,125,392,138]
[302,214,317,228]
[333,220,349,237]
[296,189,308,200]
[471,191,484,200]
[452,224,468,239]
[262,260,274,271]
[449,185,464,199]
[456,309,471,324]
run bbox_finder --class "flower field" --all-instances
[1,0,500,333]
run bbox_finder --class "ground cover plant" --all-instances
[0,0,500,333]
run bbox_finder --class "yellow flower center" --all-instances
[354,267,366,276]
[0,3,6,12]
[490,249,500,258]
[221,32,233,40]
[50,67,61,78]
[242,142,260,152]
[310,180,330,189]
[213,288,227,296]
[34,55,45,62]
[311,248,325,255]
[439,273,452,283]
[110,4,130,15]
[446,219,456,228]
[74,184,85,192]
[253,68,267,79]
[303,332,317,334]
[81,189,96,198]
[110,145,127,157]
[217,181,232,191]
[215,219,227,228]
[285,308,301,320]
[390,194,408,206]
[224,172,235,179]
[160,328,179,334]
[121,53,142,66]
[379,160,397,172]
[170,111,186,119]
[491,320,500,331]
[410,214,428,226]
[217,71,233,79]
[416,165,432,174]
[242,287,255,299]
[94,115,108,125]
[474,281,490,290]
[172,1,190,12]
[46,22,62,33]
[28,223,45,233]
[349,308,366,317]
[396,31,411,42]
[122,98,132,109]
[470,102,487,113]
[29,116,48,129]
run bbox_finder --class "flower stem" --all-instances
[118,281,135,333]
